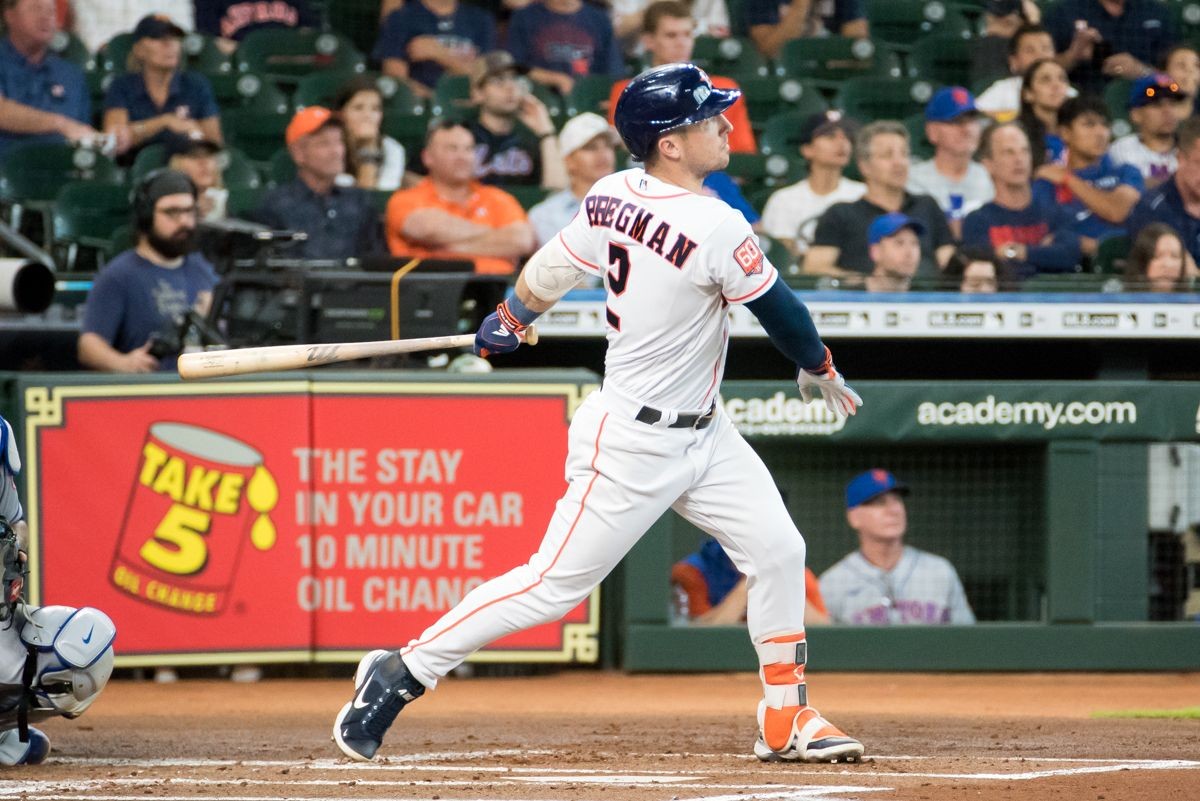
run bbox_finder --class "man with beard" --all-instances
[78,169,217,373]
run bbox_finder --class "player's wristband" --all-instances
[496,294,539,332]
[802,346,835,378]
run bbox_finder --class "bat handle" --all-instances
[524,324,539,346]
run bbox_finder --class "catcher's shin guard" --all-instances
[333,650,425,761]
[753,632,863,763]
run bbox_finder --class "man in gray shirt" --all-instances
[907,87,994,237]
[819,469,975,625]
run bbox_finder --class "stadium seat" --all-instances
[736,75,828,131]
[726,152,806,192]
[778,37,903,90]
[130,143,264,190]
[235,28,365,85]
[690,36,770,79]
[0,142,119,245]
[48,30,90,68]
[326,0,385,56]
[51,181,133,271]
[226,185,266,218]
[383,110,433,156]
[184,33,234,75]
[837,76,941,123]
[865,0,973,51]
[500,184,552,211]
[1092,234,1131,275]
[293,71,424,116]
[86,68,116,117]
[267,148,297,186]
[430,74,473,119]
[207,71,291,114]
[367,189,394,215]
[760,109,813,157]
[565,75,613,118]
[1103,77,1134,122]
[221,109,292,163]
[98,32,134,74]
[908,32,976,87]
[1170,0,1200,44]
[532,83,567,127]
[903,112,935,161]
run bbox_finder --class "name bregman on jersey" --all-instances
[583,194,698,268]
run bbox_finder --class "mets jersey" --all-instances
[556,168,776,411]
[819,546,976,625]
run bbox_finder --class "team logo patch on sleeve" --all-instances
[734,237,764,276]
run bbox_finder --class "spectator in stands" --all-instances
[1163,43,1200,119]
[194,0,318,53]
[944,247,1007,293]
[671,537,829,626]
[1045,0,1176,94]
[373,0,496,99]
[1128,117,1200,270]
[907,87,994,237]
[528,111,617,247]
[610,0,729,52]
[1110,73,1182,189]
[102,15,222,162]
[606,1,755,154]
[820,469,976,626]
[78,169,217,374]
[507,0,623,95]
[806,121,954,279]
[964,122,1081,279]
[1017,57,1070,168]
[863,213,922,293]
[0,0,97,158]
[72,0,194,55]
[468,51,566,190]
[166,137,226,221]
[385,118,535,275]
[333,75,407,192]
[971,1,1041,90]
[746,0,868,60]
[253,106,384,261]
[761,110,864,259]
[1125,223,1189,292]
[1033,96,1142,256]
[977,23,1075,122]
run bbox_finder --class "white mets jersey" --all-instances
[556,168,777,411]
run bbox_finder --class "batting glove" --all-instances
[473,302,528,358]
[796,346,863,417]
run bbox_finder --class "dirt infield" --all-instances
[5,672,1199,800]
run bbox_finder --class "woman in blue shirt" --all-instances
[102,15,222,161]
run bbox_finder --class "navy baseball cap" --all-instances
[925,87,979,122]
[984,0,1023,16]
[132,14,186,42]
[1129,73,1182,108]
[798,109,859,146]
[846,469,910,510]
[868,212,926,245]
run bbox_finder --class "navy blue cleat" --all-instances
[332,649,425,761]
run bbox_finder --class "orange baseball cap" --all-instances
[286,106,341,145]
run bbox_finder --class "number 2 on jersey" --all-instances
[605,243,630,330]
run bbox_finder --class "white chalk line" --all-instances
[0,792,891,801]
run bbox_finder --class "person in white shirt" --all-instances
[761,110,864,259]
[907,87,994,237]
[1110,73,1183,190]
[71,0,194,54]
[528,111,618,249]
[976,23,1076,121]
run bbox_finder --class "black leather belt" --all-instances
[635,404,715,429]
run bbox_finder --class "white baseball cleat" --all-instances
[754,706,864,763]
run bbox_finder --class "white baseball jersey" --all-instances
[555,168,778,411]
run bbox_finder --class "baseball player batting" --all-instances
[334,63,864,764]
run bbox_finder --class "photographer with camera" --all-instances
[77,169,218,373]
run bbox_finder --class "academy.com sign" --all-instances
[723,392,847,435]
[917,395,1138,430]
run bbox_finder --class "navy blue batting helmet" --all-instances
[614,63,741,160]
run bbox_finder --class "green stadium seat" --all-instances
[532,83,567,127]
[1170,0,1200,44]
[226,185,267,218]
[760,110,814,157]
[737,75,828,131]
[758,233,795,274]
[207,71,291,114]
[778,37,902,90]
[1092,234,1131,275]
[690,36,770,79]
[430,74,472,119]
[130,143,264,190]
[903,112,935,161]
[565,75,613,118]
[1103,77,1134,121]
[98,33,134,74]
[235,28,365,85]
[48,30,90,68]
[500,184,552,211]
[267,148,297,186]
[865,0,972,51]
[294,71,424,116]
[51,181,133,271]
[383,110,433,156]
[727,152,806,192]
[367,189,394,215]
[221,109,291,163]
[908,32,976,87]
[326,0,385,56]
[0,142,119,245]
[837,76,941,122]
[86,68,116,119]
[184,33,235,75]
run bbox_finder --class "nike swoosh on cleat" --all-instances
[82,624,95,644]
[352,683,373,710]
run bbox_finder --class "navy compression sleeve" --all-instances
[743,279,826,371]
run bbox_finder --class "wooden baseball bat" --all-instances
[177,327,538,380]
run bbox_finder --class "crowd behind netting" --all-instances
[3,0,1198,364]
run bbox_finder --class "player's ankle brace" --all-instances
[755,631,808,752]
[496,294,539,333]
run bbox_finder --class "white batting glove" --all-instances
[796,346,863,417]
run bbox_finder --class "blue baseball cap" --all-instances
[1129,73,1182,108]
[925,86,979,122]
[868,212,926,245]
[846,469,910,510]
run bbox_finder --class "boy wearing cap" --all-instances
[1110,73,1182,189]
[819,470,975,626]
[528,112,618,248]
[467,52,566,190]
[761,110,864,258]
[373,0,496,98]
[1032,96,1143,255]
[102,15,221,159]
[253,106,384,262]
[907,87,995,236]
[864,213,923,292]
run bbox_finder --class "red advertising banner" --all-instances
[24,380,597,666]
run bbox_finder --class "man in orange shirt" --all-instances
[606,0,756,154]
[385,119,536,274]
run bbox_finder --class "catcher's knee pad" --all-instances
[755,631,808,752]
[0,727,50,766]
